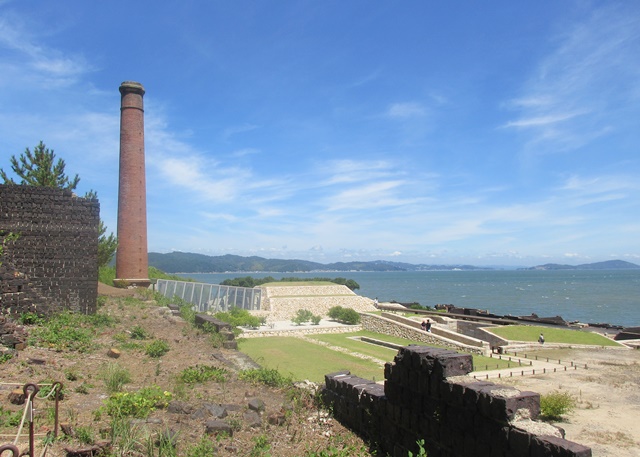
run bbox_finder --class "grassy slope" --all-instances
[240,331,518,381]
[311,331,519,371]
[487,325,622,347]
[238,336,385,382]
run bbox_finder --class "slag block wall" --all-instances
[323,345,591,457]
[0,185,99,315]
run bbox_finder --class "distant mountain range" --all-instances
[147,252,488,273]
[522,260,640,271]
[147,252,640,273]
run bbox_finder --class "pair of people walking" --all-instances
[421,319,431,332]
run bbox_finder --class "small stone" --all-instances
[204,419,233,436]
[61,423,75,437]
[167,401,193,415]
[244,410,262,428]
[203,403,228,418]
[267,412,287,426]
[8,388,25,405]
[248,398,265,412]
[28,357,46,365]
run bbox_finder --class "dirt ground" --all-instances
[499,347,640,457]
[0,287,369,457]
[1,285,638,456]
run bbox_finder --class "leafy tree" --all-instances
[1,141,80,190]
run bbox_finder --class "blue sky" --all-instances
[1,1,639,267]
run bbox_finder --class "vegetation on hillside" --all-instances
[221,275,360,290]
[5,293,372,456]
[98,266,192,286]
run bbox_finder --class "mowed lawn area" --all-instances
[238,331,520,383]
[487,325,622,347]
[238,336,386,383]
[310,331,520,372]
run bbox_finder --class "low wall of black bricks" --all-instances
[0,185,99,316]
[323,346,591,457]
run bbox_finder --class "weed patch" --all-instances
[540,390,576,421]
[239,367,293,388]
[102,386,172,418]
[145,339,170,358]
[179,365,229,384]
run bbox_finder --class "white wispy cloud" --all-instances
[386,102,426,119]
[319,159,396,185]
[504,5,640,151]
[0,15,92,86]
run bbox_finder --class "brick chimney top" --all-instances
[119,81,145,96]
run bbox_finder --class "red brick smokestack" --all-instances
[115,81,150,287]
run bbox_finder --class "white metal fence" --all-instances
[155,279,262,313]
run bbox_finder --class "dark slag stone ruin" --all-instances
[0,185,99,322]
[323,346,591,457]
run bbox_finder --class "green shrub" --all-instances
[214,307,260,328]
[130,325,151,340]
[0,352,13,364]
[145,339,170,358]
[327,306,360,325]
[311,315,322,325]
[75,426,95,445]
[178,302,197,325]
[179,365,228,384]
[18,312,43,325]
[238,368,293,388]
[0,406,22,427]
[185,437,217,457]
[102,386,172,418]
[292,309,314,325]
[28,311,114,352]
[540,390,576,421]
[249,434,271,457]
[100,363,132,393]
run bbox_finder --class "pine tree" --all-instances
[2,142,118,269]
[0,141,80,190]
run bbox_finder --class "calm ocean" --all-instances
[183,270,640,328]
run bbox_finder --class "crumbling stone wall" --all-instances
[323,346,591,457]
[0,185,99,316]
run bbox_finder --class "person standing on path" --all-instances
[538,333,545,344]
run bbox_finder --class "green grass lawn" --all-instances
[237,336,385,383]
[311,331,519,372]
[239,331,516,380]
[488,325,621,347]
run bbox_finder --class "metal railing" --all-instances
[0,381,63,457]
[155,279,262,313]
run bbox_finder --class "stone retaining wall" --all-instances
[361,313,486,355]
[323,346,592,457]
[456,320,507,347]
[261,285,376,322]
[0,185,99,316]
[380,312,489,351]
[241,325,363,338]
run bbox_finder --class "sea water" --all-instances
[183,270,640,327]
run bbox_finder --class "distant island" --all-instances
[522,259,640,271]
[147,252,640,273]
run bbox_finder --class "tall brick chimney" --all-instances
[115,81,150,287]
